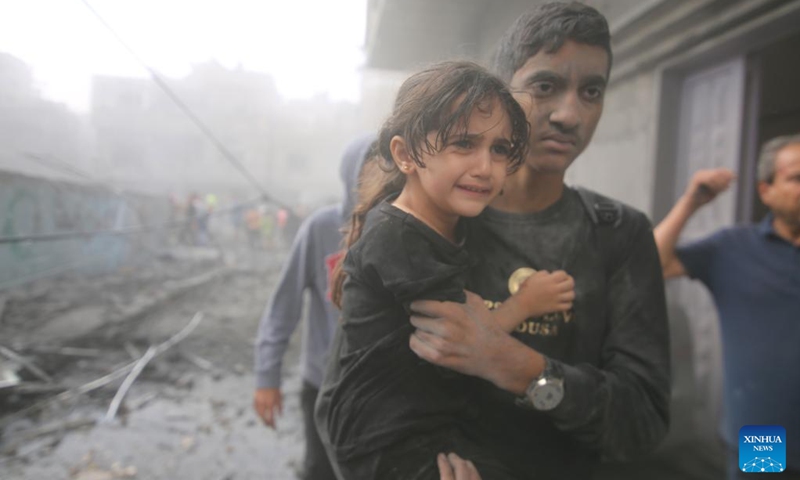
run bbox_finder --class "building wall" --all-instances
[0,53,95,184]
[470,0,667,217]
[89,63,394,210]
[567,70,659,214]
[473,0,533,65]
[0,170,170,289]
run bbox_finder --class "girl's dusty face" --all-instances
[401,98,514,222]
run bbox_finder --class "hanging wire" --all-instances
[79,0,289,209]
[0,2,299,246]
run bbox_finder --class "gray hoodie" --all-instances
[255,133,375,389]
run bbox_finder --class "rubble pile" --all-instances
[0,248,305,479]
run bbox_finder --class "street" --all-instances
[1,247,307,480]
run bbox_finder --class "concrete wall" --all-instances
[446,0,672,218]
[0,170,170,290]
[567,70,659,214]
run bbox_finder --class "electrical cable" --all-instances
[1,3,296,245]
[78,0,288,209]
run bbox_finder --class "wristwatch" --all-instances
[517,357,564,411]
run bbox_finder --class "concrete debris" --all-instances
[0,362,20,389]
[0,344,53,384]
[1,249,300,478]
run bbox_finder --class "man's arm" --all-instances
[410,216,670,460]
[654,168,735,279]
[253,219,314,428]
[412,271,574,373]
[410,293,545,399]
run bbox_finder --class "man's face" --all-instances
[509,40,609,175]
[759,142,800,229]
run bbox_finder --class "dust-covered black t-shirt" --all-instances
[316,200,519,479]
[463,187,671,479]
[338,201,469,354]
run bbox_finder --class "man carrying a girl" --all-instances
[317,3,671,479]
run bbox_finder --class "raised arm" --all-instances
[654,168,735,278]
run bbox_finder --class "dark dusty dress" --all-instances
[315,200,520,480]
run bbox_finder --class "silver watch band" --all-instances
[516,356,564,411]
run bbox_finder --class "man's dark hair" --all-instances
[492,2,612,82]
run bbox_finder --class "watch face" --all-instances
[531,382,564,411]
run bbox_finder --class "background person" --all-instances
[253,134,375,480]
[654,134,800,479]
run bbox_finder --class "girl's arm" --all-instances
[490,270,574,333]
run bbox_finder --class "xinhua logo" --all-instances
[739,425,786,473]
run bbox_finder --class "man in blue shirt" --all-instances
[655,134,800,479]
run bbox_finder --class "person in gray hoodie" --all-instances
[253,133,375,480]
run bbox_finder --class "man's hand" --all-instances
[409,291,501,380]
[438,453,482,480]
[253,387,282,429]
[516,270,574,318]
[409,291,543,394]
[685,168,736,210]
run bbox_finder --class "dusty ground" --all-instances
[0,246,308,480]
[0,242,730,480]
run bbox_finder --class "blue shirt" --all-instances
[677,216,800,464]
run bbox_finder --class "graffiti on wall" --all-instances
[0,171,170,289]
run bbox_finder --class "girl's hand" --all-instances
[515,270,574,318]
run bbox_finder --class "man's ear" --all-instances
[758,180,772,207]
[390,136,416,173]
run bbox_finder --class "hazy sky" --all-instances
[0,0,367,111]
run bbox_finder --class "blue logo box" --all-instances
[739,425,787,473]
